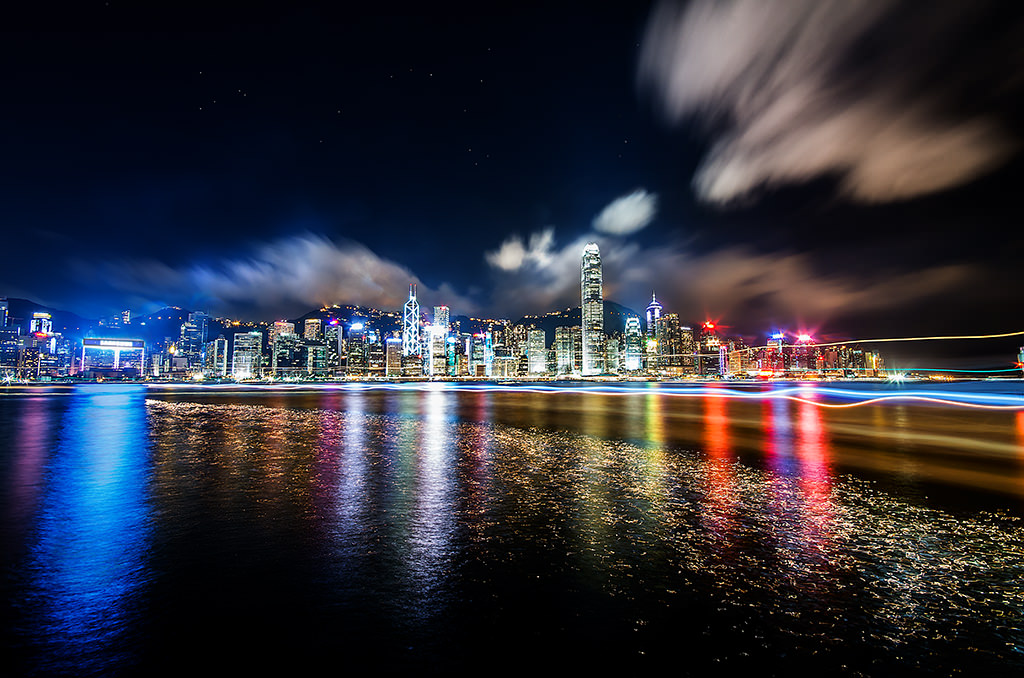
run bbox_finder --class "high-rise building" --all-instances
[581,243,604,376]
[231,331,262,379]
[385,337,403,377]
[433,306,449,333]
[204,335,229,376]
[179,311,210,371]
[347,323,369,375]
[303,318,322,341]
[403,284,420,356]
[325,321,343,373]
[661,313,682,370]
[527,329,547,375]
[121,309,131,325]
[554,326,574,374]
[624,316,642,371]
[427,324,448,376]
[0,298,8,327]
[646,293,663,342]
[270,320,294,345]
[698,321,720,376]
[271,331,303,377]
[30,312,53,335]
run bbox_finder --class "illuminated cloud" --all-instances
[485,228,556,272]
[592,190,658,235]
[639,0,1019,202]
[86,234,476,319]
[485,226,975,326]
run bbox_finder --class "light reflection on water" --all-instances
[1,384,1023,673]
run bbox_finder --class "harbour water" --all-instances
[2,382,1023,675]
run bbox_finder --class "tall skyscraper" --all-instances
[0,298,7,327]
[527,329,547,375]
[231,331,262,380]
[403,284,420,356]
[645,293,663,342]
[580,242,604,376]
[303,318,322,341]
[624,316,642,371]
[30,312,52,335]
[433,306,449,333]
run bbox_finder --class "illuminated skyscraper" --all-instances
[303,318,322,341]
[403,284,420,356]
[231,331,262,380]
[527,329,547,375]
[0,298,7,327]
[580,243,603,375]
[385,337,403,377]
[645,293,662,341]
[433,306,449,333]
[624,316,642,371]
[30,312,52,335]
[554,326,573,374]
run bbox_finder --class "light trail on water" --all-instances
[146,381,1024,411]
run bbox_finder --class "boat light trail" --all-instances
[144,381,1024,410]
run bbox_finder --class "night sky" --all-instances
[3,1,1024,361]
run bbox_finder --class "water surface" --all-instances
[2,383,1023,675]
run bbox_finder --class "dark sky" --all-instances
[3,0,1024,362]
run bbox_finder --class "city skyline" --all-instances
[0,2,1022,343]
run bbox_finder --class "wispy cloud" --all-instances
[485,227,976,327]
[592,190,658,235]
[639,0,1020,202]
[80,233,476,319]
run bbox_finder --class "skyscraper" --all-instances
[624,316,642,371]
[580,242,603,376]
[303,318,322,341]
[231,331,262,380]
[527,329,547,375]
[646,293,663,342]
[433,306,449,333]
[402,284,420,356]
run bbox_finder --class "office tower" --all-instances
[205,335,229,376]
[527,329,547,375]
[661,313,682,369]
[0,298,8,327]
[325,321,343,372]
[121,309,131,325]
[624,316,642,371]
[580,243,603,375]
[427,324,448,376]
[403,284,420,356]
[30,312,53,335]
[231,331,262,380]
[347,323,369,375]
[368,331,386,375]
[270,320,295,345]
[271,331,302,377]
[605,336,620,375]
[554,326,573,374]
[646,293,663,341]
[304,318,322,341]
[433,306,449,333]
[179,311,210,371]
[698,321,721,376]
[304,341,328,375]
[385,337,403,377]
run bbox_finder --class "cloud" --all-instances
[484,226,976,328]
[81,233,476,319]
[484,228,556,272]
[592,190,658,234]
[639,0,1020,202]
